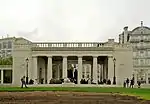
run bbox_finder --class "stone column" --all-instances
[146,73,149,84]
[1,70,3,84]
[47,56,52,83]
[89,64,91,79]
[32,56,38,84]
[98,64,101,81]
[93,56,98,84]
[108,56,114,83]
[78,56,82,84]
[134,72,137,85]
[63,56,67,79]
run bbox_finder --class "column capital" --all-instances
[78,56,83,58]
[47,56,52,58]
[32,56,37,58]
[93,56,98,58]
[108,56,113,58]
[63,56,68,58]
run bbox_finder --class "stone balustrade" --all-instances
[32,42,112,48]
[13,42,131,50]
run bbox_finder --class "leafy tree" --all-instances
[0,56,12,65]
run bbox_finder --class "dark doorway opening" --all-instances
[67,68,78,84]
[74,69,78,84]
[67,69,73,79]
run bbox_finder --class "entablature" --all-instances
[31,47,114,51]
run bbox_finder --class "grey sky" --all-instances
[0,0,150,42]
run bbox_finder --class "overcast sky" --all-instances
[0,0,150,42]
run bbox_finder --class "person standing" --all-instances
[138,81,141,88]
[123,80,126,88]
[126,78,129,88]
[21,76,28,88]
[130,79,134,88]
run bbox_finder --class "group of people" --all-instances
[123,78,134,88]
[123,77,141,88]
[20,75,142,88]
[20,76,34,88]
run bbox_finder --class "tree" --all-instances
[0,56,12,65]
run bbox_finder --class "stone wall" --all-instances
[12,38,133,85]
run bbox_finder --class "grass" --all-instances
[0,87,150,100]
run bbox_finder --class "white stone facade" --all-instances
[11,38,133,86]
[119,21,150,84]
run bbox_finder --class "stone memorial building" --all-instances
[11,37,133,85]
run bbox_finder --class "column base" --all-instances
[92,80,98,84]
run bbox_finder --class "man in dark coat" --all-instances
[21,76,28,88]
[138,81,141,88]
[126,78,129,88]
[130,79,134,88]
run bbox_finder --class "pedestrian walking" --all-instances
[21,76,28,88]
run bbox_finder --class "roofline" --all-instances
[0,37,16,41]
[131,26,150,33]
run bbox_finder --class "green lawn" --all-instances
[0,87,150,100]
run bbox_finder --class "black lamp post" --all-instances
[26,58,29,84]
[113,58,116,85]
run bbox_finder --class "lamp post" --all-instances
[26,58,29,84]
[113,58,116,85]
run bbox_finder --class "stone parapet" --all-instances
[32,42,113,48]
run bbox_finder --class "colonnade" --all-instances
[32,56,114,84]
